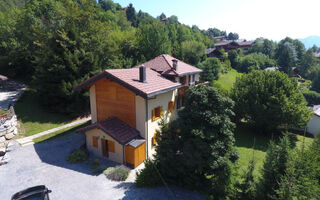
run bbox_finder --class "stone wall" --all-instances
[0,106,18,157]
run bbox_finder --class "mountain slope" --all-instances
[298,36,320,49]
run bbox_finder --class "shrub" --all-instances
[90,159,102,174]
[302,90,320,105]
[66,149,88,164]
[103,166,130,181]
[135,159,162,188]
[259,136,292,199]
[234,159,256,200]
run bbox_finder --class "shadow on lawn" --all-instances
[33,132,117,176]
[114,182,205,200]
[14,90,76,124]
[234,123,299,152]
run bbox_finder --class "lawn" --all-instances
[235,125,314,178]
[15,89,75,137]
[212,69,242,91]
[33,121,90,143]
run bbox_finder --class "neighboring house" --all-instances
[213,35,228,42]
[264,67,279,71]
[313,52,320,58]
[205,48,220,58]
[214,40,254,52]
[75,54,202,168]
[306,105,320,135]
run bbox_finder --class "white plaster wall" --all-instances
[195,73,200,82]
[307,115,320,135]
[135,95,146,138]
[85,128,124,163]
[89,85,97,123]
[146,89,177,157]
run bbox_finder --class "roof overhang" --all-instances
[74,71,182,99]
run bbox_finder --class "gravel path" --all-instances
[0,75,26,110]
[0,132,204,200]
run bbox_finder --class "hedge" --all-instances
[303,90,320,105]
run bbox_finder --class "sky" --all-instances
[114,0,320,41]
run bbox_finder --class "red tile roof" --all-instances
[77,117,140,145]
[74,67,181,98]
[135,54,202,77]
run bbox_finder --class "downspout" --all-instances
[123,145,125,165]
[145,98,149,158]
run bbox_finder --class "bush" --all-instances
[90,159,103,174]
[103,166,130,181]
[135,159,162,188]
[303,90,320,105]
[259,136,292,199]
[66,149,88,164]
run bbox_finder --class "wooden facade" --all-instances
[95,78,136,128]
[125,143,146,168]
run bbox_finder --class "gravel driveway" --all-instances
[0,75,26,110]
[0,132,204,200]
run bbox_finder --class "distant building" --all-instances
[264,67,279,71]
[214,40,254,52]
[205,48,219,58]
[213,36,227,42]
[306,105,320,135]
[313,52,320,58]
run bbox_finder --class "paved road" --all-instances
[0,132,204,200]
[0,76,26,110]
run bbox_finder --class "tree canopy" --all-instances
[153,85,238,197]
[232,70,312,133]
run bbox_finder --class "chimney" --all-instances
[172,59,178,71]
[139,65,146,83]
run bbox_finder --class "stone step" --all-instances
[21,141,34,147]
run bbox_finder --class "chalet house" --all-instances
[213,35,228,42]
[213,40,254,53]
[75,54,202,168]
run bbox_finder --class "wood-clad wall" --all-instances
[95,78,136,128]
[125,143,146,168]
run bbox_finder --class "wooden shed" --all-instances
[125,140,146,168]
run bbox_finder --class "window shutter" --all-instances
[168,101,174,113]
[92,136,98,148]
[152,132,158,146]
[160,106,163,116]
[108,140,115,153]
[152,109,155,121]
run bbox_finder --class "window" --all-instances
[108,140,115,153]
[92,136,98,148]
[168,101,175,113]
[179,76,186,85]
[152,106,162,121]
[152,132,159,146]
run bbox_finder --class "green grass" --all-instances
[235,125,314,178]
[213,69,242,91]
[15,89,75,137]
[33,121,90,143]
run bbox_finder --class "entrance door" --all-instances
[101,139,109,157]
